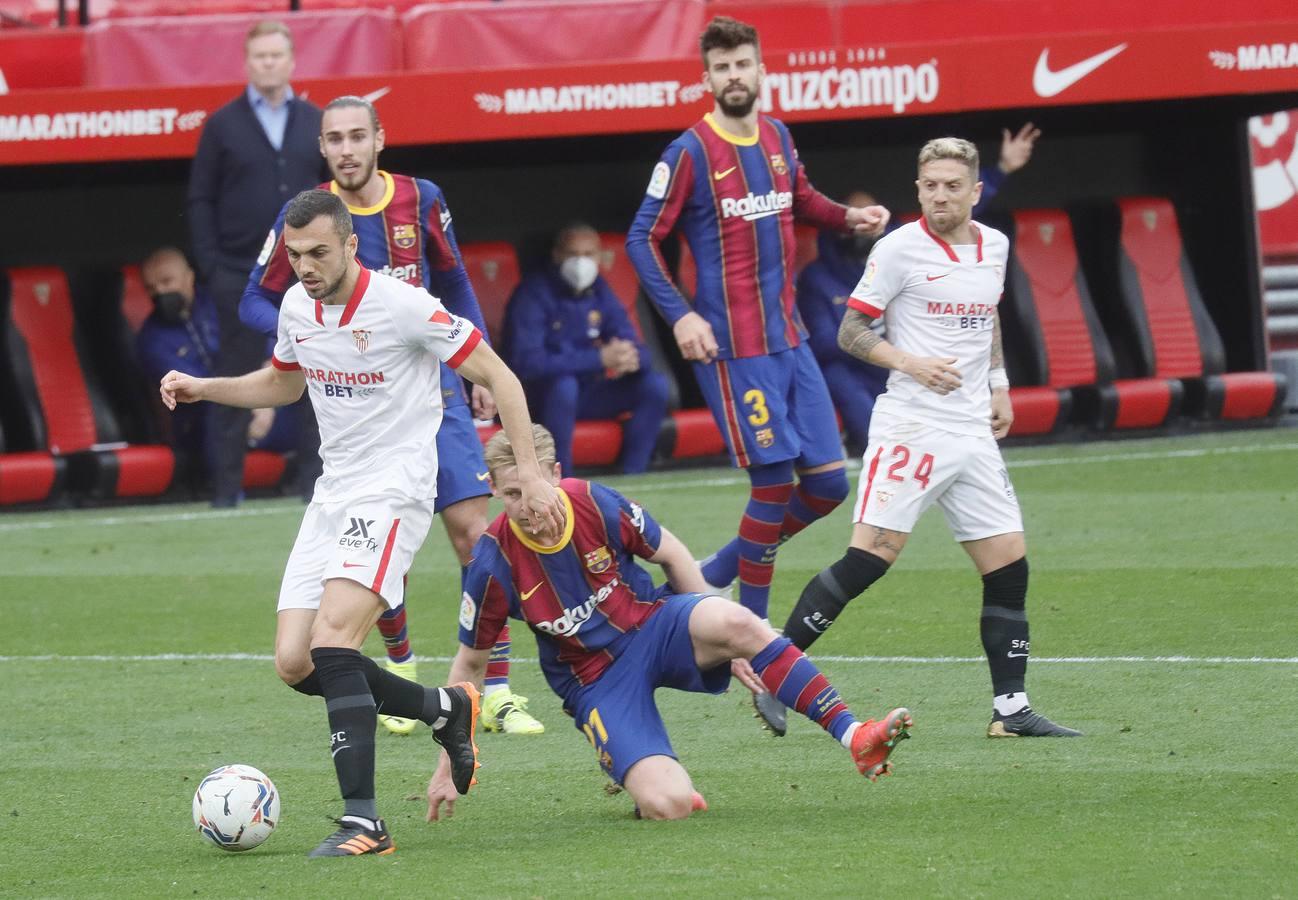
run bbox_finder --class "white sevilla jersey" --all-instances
[848,218,1009,436]
[271,266,482,503]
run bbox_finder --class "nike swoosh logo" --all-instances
[1032,43,1127,98]
[331,745,348,758]
[475,472,490,482]
[926,273,949,282]
[520,583,543,600]
[713,166,737,181]
[342,562,368,569]
[1007,652,1030,658]
[294,335,316,343]
[803,615,826,634]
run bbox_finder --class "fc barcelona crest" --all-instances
[769,153,788,175]
[584,545,612,574]
[352,329,372,353]
[755,427,775,448]
[392,223,417,249]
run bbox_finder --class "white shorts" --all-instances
[852,418,1023,542]
[276,493,435,612]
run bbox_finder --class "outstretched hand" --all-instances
[521,474,566,538]
[999,122,1042,174]
[426,765,459,822]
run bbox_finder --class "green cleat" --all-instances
[481,689,545,734]
[378,658,419,736]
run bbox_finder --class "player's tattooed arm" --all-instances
[839,306,963,395]
[990,312,1005,371]
[837,308,885,363]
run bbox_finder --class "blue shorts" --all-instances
[568,593,730,785]
[434,403,491,514]
[693,342,843,470]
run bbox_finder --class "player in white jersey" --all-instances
[780,138,1080,738]
[160,189,566,856]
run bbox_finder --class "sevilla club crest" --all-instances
[352,329,372,353]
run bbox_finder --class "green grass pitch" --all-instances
[1,428,1296,898]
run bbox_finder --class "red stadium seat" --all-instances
[3,267,175,498]
[119,265,154,334]
[597,231,647,340]
[459,241,521,345]
[1112,198,1286,420]
[1004,209,1180,431]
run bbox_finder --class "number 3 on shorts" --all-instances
[885,445,936,489]
[743,389,770,426]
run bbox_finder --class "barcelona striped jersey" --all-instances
[626,113,849,359]
[242,170,488,408]
[459,478,670,706]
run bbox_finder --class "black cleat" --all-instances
[752,691,788,737]
[432,682,482,794]
[988,707,1082,738]
[308,817,394,857]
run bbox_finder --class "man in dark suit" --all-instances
[187,19,325,507]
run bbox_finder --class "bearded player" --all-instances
[626,16,890,735]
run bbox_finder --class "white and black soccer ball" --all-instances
[192,764,280,852]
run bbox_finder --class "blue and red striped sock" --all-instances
[376,603,413,665]
[735,461,795,619]
[750,636,857,742]
[780,467,850,542]
[485,624,511,693]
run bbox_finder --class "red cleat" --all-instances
[850,708,913,781]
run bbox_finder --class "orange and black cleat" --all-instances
[308,817,395,857]
[432,682,482,794]
[850,708,913,781]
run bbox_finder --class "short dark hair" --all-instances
[700,16,760,66]
[284,189,352,244]
[323,95,380,134]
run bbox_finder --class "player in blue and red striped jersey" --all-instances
[626,16,891,735]
[425,425,912,821]
[240,95,542,738]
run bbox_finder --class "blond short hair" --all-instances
[917,137,979,177]
[246,20,293,51]
[483,424,557,479]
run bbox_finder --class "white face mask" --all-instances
[559,255,599,293]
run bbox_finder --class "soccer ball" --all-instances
[191,764,280,852]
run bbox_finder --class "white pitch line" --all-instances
[1,653,1294,664]
[1,439,1294,531]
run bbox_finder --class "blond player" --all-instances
[161,189,565,856]
[780,137,1080,738]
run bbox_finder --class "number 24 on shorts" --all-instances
[885,445,935,490]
